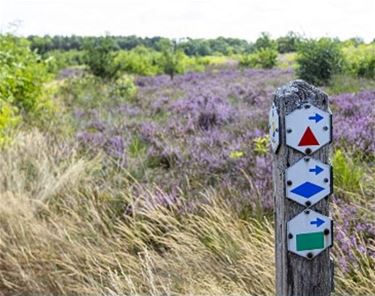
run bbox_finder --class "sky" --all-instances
[0,0,374,42]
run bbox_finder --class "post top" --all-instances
[274,79,328,100]
[273,80,329,110]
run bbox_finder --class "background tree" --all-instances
[83,36,120,80]
[296,38,343,85]
[158,39,185,80]
[276,31,301,53]
[254,32,277,51]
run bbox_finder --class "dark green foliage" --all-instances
[355,58,375,78]
[83,37,120,80]
[159,40,185,80]
[276,32,301,53]
[296,38,343,85]
[254,32,276,51]
[28,35,254,57]
[180,38,212,56]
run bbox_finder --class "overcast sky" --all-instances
[1,0,374,42]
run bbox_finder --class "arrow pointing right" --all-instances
[310,218,325,227]
[308,113,324,123]
[309,165,324,175]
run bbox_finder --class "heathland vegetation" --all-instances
[0,31,374,295]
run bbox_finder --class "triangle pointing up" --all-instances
[298,127,319,146]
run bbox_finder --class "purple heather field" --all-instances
[74,67,375,271]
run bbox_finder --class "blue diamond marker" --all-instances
[291,182,324,199]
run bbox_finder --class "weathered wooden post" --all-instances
[269,80,334,296]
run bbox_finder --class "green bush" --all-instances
[83,37,120,80]
[239,48,278,69]
[44,50,84,74]
[296,38,343,85]
[343,44,375,78]
[0,35,50,112]
[110,75,137,99]
[253,32,277,51]
[115,46,162,76]
[276,32,301,53]
[115,45,214,77]
[158,40,187,80]
[0,34,52,143]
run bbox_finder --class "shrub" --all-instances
[343,44,375,79]
[0,35,50,112]
[239,48,278,69]
[0,34,51,142]
[253,32,277,51]
[44,50,84,74]
[115,46,162,76]
[296,38,343,85]
[110,75,137,99]
[83,37,120,80]
[158,40,186,80]
[276,32,301,53]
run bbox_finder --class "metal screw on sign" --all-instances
[270,80,334,296]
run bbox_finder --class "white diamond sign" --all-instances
[269,103,280,153]
[288,209,333,259]
[286,104,332,154]
[286,157,332,207]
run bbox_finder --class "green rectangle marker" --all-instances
[296,232,324,251]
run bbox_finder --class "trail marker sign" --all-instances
[288,209,333,259]
[286,157,332,207]
[269,103,280,153]
[286,103,332,154]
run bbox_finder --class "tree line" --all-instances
[28,32,306,56]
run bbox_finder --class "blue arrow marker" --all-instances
[291,182,325,199]
[308,113,324,123]
[309,165,324,175]
[310,218,325,227]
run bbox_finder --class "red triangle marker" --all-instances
[298,127,319,146]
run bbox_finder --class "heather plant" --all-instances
[296,38,343,85]
[331,91,375,155]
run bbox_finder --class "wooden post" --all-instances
[272,80,334,296]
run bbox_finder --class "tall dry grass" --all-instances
[0,131,373,295]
